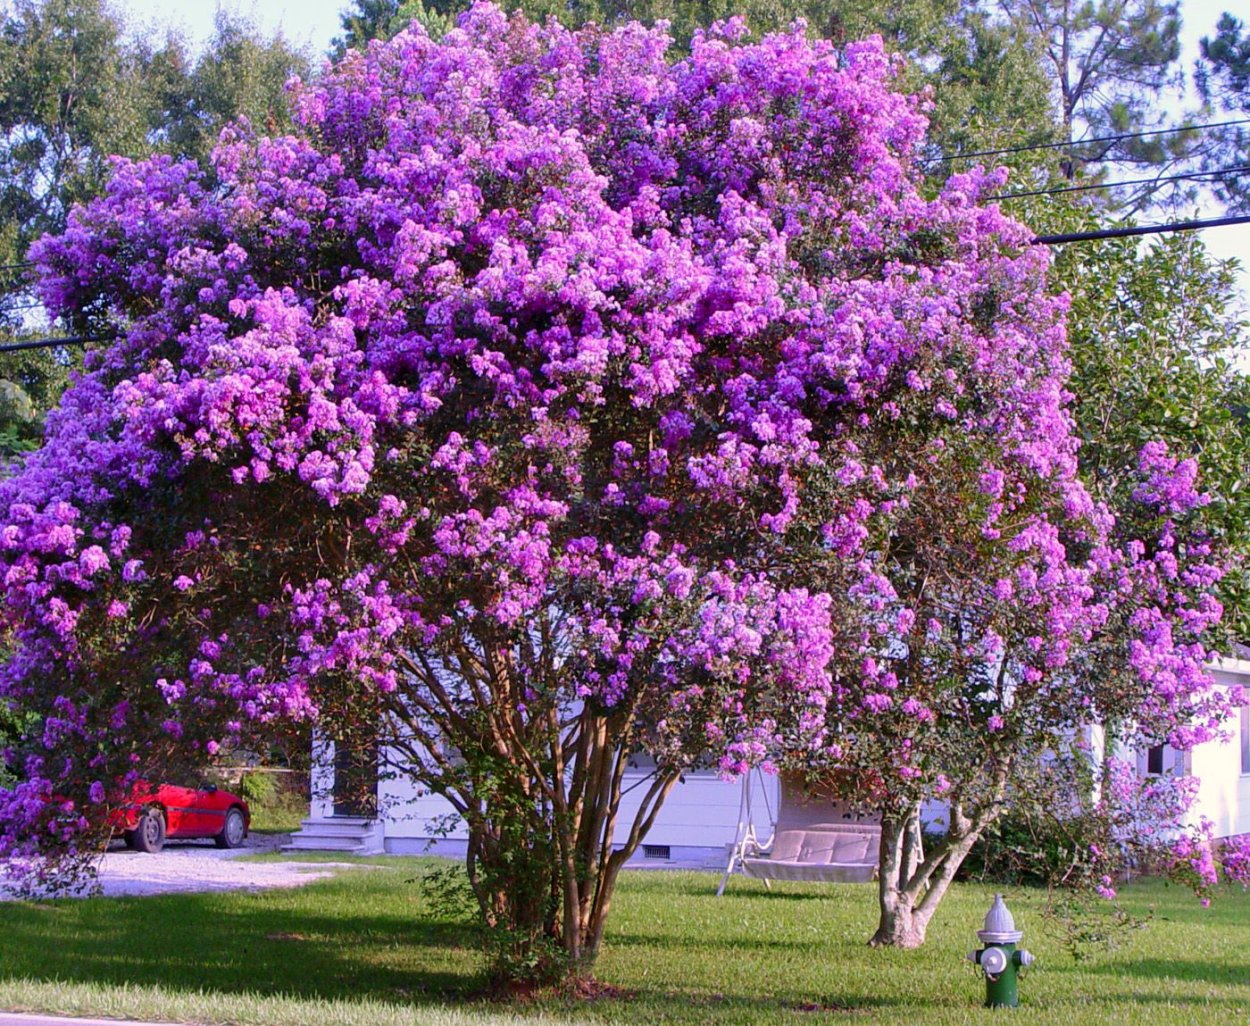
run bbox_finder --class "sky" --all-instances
[122,0,345,54]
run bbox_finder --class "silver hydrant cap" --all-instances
[977,893,1023,944]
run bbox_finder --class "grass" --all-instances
[1,857,1249,1025]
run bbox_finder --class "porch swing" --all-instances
[717,772,881,895]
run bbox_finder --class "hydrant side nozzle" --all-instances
[966,950,979,963]
[1015,949,1034,968]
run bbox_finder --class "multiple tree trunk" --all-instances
[319,613,1019,978]
[871,766,1009,948]
[355,636,684,983]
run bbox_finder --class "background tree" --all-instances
[145,11,311,166]
[0,0,153,278]
[0,0,310,451]
[333,0,456,52]
[0,347,70,460]
[1198,12,1250,212]
[993,0,1197,198]
[1057,224,1250,642]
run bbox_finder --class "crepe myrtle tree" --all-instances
[793,423,1232,947]
[0,3,1231,978]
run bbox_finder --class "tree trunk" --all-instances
[389,636,684,988]
[869,798,994,949]
[870,807,935,948]
[454,709,680,988]
[870,898,931,948]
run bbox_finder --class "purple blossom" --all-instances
[0,5,1230,907]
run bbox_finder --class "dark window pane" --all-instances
[1147,745,1165,775]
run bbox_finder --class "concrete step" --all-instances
[292,820,378,838]
[283,816,385,855]
[309,816,374,825]
[283,836,370,852]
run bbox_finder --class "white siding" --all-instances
[377,764,778,856]
[1186,659,1250,838]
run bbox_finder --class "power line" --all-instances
[0,336,103,354]
[993,163,1250,202]
[1032,213,1250,245]
[927,116,1250,165]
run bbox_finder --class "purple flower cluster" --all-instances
[0,4,1232,880]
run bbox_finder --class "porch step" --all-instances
[284,835,372,852]
[282,816,385,855]
[289,820,377,838]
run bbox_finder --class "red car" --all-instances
[111,781,250,853]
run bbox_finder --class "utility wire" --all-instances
[993,163,1250,201]
[0,336,105,354]
[1033,213,1250,245]
[927,116,1250,165]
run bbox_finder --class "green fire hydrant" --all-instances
[966,894,1034,1008]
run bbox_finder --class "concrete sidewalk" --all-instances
[0,1016,176,1026]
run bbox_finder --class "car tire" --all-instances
[214,807,247,849]
[132,806,166,853]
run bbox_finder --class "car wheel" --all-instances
[215,807,247,849]
[132,807,166,853]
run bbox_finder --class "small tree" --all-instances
[804,429,1230,947]
[0,4,1231,980]
[790,195,1244,948]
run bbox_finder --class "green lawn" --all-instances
[1,858,1248,1025]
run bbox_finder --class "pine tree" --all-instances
[1198,13,1250,213]
[995,0,1192,194]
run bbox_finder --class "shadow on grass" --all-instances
[711,887,844,902]
[0,874,916,1021]
[0,889,923,1025]
[11,869,1242,1023]
[1087,958,1250,986]
[0,888,485,1005]
[607,931,819,952]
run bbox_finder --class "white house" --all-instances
[1138,655,1250,840]
[289,745,784,865]
[285,658,1250,859]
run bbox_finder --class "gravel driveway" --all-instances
[3,834,368,899]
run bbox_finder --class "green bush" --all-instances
[956,813,1099,887]
[238,770,277,806]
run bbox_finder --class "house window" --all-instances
[1241,707,1250,776]
[1147,745,1165,775]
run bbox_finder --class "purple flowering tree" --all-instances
[801,431,1231,947]
[0,4,1232,977]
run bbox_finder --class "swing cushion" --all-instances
[741,825,878,883]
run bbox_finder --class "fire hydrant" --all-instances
[966,893,1034,1008]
